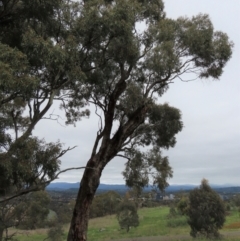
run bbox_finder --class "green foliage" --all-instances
[167,206,178,218]
[90,191,121,218]
[0,138,63,196]
[0,43,37,98]
[18,191,51,229]
[123,147,174,193]
[0,0,88,201]
[53,202,73,225]
[177,196,189,216]
[187,179,226,239]
[46,224,65,241]
[122,103,183,192]
[0,191,50,241]
[166,205,188,228]
[116,201,139,232]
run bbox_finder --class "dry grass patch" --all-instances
[224,222,240,229]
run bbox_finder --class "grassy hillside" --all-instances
[13,206,240,241]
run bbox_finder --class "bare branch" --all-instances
[115,154,130,160]
[54,166,96,179]
[0,166,95,203]
[42,111,66,127]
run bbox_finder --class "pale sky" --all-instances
[34,0,240,186]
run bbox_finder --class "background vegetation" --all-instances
[7,204,240,241]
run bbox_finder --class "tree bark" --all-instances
[67,157,103,241]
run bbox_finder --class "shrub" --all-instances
[187,179,226,239]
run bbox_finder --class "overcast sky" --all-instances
[34,0,240,186]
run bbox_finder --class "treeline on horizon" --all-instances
[47,183,240,195]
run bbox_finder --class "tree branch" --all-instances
[0,166,96,203]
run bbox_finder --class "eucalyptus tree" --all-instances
[66,1,232,240]
[0,0,89,201]
[0,1,233,241]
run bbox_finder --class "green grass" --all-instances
[12,206,240,241]
[87,206,189,241]
[223,210,240,229]
[12,229,48,241]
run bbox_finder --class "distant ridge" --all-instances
[46,182,240,193]
[47,182,81,190]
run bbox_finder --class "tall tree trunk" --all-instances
[67,157,102,241]
[67,105,146,241]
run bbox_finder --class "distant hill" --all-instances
[46,182,240,193]
[47,182,81,190]
[46,183,128,190]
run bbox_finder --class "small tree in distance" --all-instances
[116,201,139,232]
[187,179,226,239]
[177,196,189,216]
